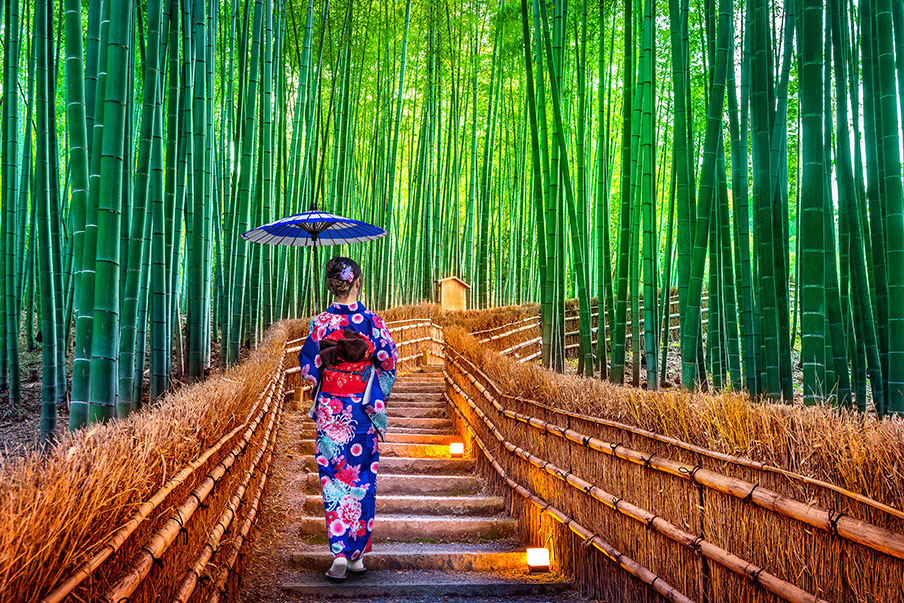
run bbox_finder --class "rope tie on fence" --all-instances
[828,510,846,536]
[581,535,595,548]
[749,566,765,586]
[582,434,591,448]
[642,453,654,470]
[678,463,704,487]
[645,514,658,530]
[609,442,621,456]
[742,483,759,504]
[611,495,622,508]
[144,545,165,571]
[173,512,189,543]
[650,576,660,590]
[689,535,704,554]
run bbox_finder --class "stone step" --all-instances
[298,515,517,541]
[303,494,505,516]
[301,425,453,438]
[393,385,446,394]
[300,455,475,475]
[390,407,447,419]
[300,440,455,458]
[300,456,475,475]
[291,541,526,572]
[386,425,456,435]
[393,416,456,430]
[302,416,452,430]
[300,431,457,445]
[387,394,445,406]
[397,374,445,380]
[304,472,480,495]
[282,569,569,599]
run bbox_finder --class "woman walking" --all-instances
[297,257,398,581]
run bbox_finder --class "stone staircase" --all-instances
[282,366,574,600]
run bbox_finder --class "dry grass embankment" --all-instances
[0,321,291,603]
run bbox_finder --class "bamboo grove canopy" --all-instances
[0,0,902,442]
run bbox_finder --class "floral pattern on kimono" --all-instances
[297,301,398,559]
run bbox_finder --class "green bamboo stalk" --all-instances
[87,0,133,423]
[681,0,732,391]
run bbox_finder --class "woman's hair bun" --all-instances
[324,257,362,297]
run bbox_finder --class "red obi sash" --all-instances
[319,329,375,396]
[321,361,372,395]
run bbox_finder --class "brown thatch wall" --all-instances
[443,318,904,603]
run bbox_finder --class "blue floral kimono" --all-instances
[298,301,398,560]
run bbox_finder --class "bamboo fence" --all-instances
[442,321,904,603]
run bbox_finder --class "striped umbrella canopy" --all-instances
[240,210,387,246]
[240,210,386,312]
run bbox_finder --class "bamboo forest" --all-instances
[2,0,904,445]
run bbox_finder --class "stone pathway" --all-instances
[241,366,582,602]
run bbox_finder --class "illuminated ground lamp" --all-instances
[526,548,550,573]
[449,442,465,457]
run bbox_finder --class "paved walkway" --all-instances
[240,366,584,602]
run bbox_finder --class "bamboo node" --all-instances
[142,544,165,571]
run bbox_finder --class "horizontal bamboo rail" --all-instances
[470,315,541,337]
[205,452,273,603]
[103,368,283,601]
[445,378,828,603]
[518,349,542,363]
[38,352,286,603]
[445,393,696,603]
[480,322,539,343]
[500,336,542,357]
[451,345,904,523]
[447,350,904,559]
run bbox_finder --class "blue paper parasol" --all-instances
[241,210,387,311]
[240,210,387,246]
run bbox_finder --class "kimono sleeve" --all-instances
[371,315,398,399]
[297,319,323,387]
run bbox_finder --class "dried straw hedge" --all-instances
[442,310,904,603]
[0,320,292,603]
